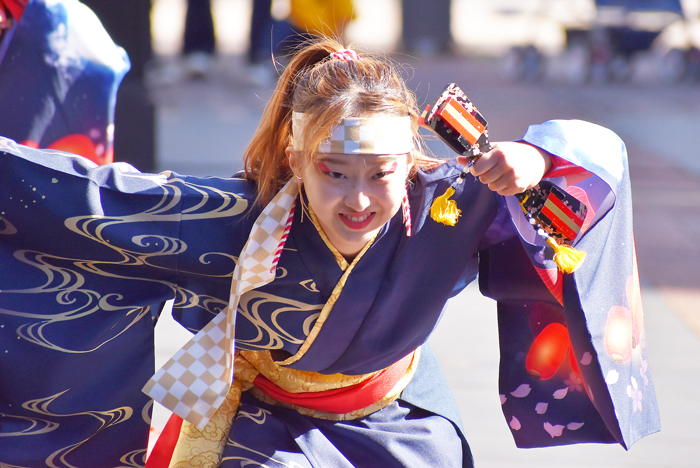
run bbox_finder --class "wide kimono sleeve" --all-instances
[478,120,660,449]
[0,138,255,465]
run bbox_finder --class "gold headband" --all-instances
[292,112,414,155]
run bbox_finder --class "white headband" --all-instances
[292,112,414,155]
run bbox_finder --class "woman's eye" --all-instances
[327,171,345,180]
[373,162,398,180]
[373,170,394,180]
[318,162,345,179]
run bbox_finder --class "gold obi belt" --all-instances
[166,348,421,466]
[244,348,420,420]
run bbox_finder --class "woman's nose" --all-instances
[345,183,371,211]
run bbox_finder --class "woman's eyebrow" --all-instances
[318,155,402,167]
[317,156,349,166]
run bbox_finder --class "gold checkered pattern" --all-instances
[143,180,299,429]
[292,112,413,155]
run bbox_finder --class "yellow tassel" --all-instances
[430,187,461,226]
[546,237,587,273]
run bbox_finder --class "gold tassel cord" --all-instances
[428,175,585,273]
[547,237,587,273]
[430,186,461,226]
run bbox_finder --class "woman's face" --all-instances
[288,148,412,260]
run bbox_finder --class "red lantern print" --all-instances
[604,305,633,363]
[20,140,39,148]
[526,323,571,380]
[48,134,99,165]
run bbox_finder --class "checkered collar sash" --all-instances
[142,179,299,429]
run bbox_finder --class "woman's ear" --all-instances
[285,146,300,178]
[406,151,416,176]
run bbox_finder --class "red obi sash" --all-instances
[253,352,414,414]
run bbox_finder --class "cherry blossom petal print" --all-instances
[510,416,522,431]
[510,384,532,398]
[544,422,565,438]
[580,352,592,366]
[640,358,649,387]
[535,402,548,414]
[627,376,643,412]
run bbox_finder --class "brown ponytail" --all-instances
[243,39,343,206]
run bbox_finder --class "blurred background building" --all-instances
[150,0,700,84]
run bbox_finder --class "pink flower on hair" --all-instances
[330,49,362,61]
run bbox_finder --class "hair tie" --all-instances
[330,49,362,61]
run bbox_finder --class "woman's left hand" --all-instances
[456,142,553,196]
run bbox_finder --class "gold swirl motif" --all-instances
[172,286,227,318]
[63,173,248,247]
[141,399,153,426]
[0,413,59,437]
[198,252,238,277]
[0,214,17,235]
[275,266,288,279]
[58,171,248,280]
[0,261,221,353]
[299,279,318,293]
[0,174,253,352]
[0,247,159,350]
[118,449,147,468]
[0,460,32,468]
[7,390,134,468]
[22,390,133,426]
[235,292,323,350]
[4,274,153,353]
[233,408,271,425]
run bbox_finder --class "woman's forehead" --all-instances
[316,153,408,166]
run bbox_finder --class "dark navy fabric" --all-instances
[226,389,466,468]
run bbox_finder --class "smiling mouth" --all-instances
[339,212,375,229]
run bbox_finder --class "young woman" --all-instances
[0,39,658,466]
